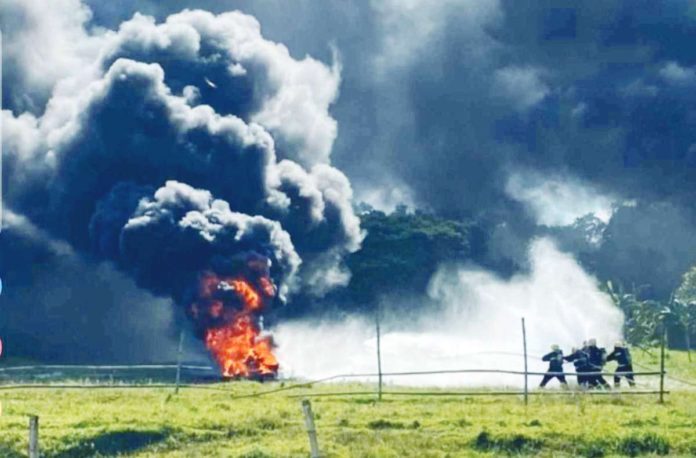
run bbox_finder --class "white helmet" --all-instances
[551,344,560,351]
[588,338,597,346]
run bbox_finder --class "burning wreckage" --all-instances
[188,255,279,380]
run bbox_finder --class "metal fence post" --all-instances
[301,399,321,458]
[659,325,666,404]
[28,415,39,458]
[175,331,184,394]
[376,305,383,401]
[521,317,528,406]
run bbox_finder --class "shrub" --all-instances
[473,430,544,454]
[240,449,274,458]
[579,442,606,458]
[617,433,670,456]
[367,419,405,430]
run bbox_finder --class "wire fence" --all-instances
[0,363,220,389]
[0,319,693,402]
[0,364,680,405]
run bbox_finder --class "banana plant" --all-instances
[605,281,664,349]
[674,266,696,362]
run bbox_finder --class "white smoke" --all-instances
[274,237,624,387]
[505,170,616,227]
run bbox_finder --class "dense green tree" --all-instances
[341,209,484,308]
[273,209,484,319]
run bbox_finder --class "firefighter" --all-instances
[586,338,610,389]
[539,344,568,388]
[607,341,636,387]
[564,345,590,388]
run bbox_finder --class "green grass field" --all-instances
[0,350,694,457]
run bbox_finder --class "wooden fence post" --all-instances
[659,324,666,404]
[28,415,39,458]
[521,317,528,406]
[375,305,383,401]
[175,330,184,394]
[301,399,321,458]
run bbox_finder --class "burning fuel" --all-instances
[188,256,279,379]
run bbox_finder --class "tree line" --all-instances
[277,205,696,356]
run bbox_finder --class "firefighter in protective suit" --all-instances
[539,344,568,388]
[565,345,590,388]
[607,341,636,387]
[586,338,610,389]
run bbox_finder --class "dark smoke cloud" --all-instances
[93,180,301,298]
[596,202,696,298]
[1,6,362,361]
[15,1,696,214]
[4,10,361,290]
[142,0,696,292]
[0,212,179,362]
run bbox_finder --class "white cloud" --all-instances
[371,0,502,74]
[1,0,108,110]
[659,61,696,85]
[506,170,615,226]
[251,48,341,167]
[494,66,549,111]
[356,181,415,214]
[622,79,659,97]
[570,102,587,118]
[4,210,75,256]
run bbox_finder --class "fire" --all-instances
[205,315,278,377]
[228,280,261,311]
[190,265,279,379]
[258,276,276,297]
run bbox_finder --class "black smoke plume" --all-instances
[1,8,362,362]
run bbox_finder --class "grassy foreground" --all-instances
[0,386,694,457]
[0,349,693,457]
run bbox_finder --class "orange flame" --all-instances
[228,280,261,311]
[258,277,276,297]
[195,272,279,378]
[205,315,278,377]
